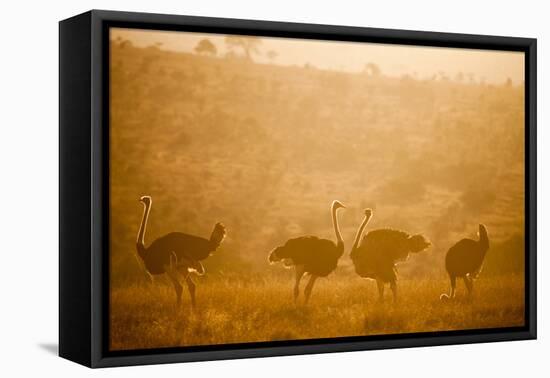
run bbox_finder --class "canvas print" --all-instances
[109,27,525,351]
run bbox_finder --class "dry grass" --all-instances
[110,273,524,351]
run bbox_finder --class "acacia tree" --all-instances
[194,39,217,56]
[224,36,262,61]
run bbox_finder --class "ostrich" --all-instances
[268,200,346,304]
[136,195,226,307]
[350,212,431,303]
[440,224,489,300]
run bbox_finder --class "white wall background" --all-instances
[0,0,546,376]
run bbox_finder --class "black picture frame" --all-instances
[59,9,537,368]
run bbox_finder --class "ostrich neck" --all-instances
[479,225,489,251]
[137,202,151,247]
[351,216,370,252]
[332,207,344,247]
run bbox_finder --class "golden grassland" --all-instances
[110,272,524,351]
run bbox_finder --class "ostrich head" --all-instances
[364,208,373,219]
[139,195,152,206]
[331,200,346,211]
[210,222,226,248]
[478,223,489,250]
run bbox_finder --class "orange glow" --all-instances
[109,28,525,351]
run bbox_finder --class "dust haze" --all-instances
[109,28,525,351]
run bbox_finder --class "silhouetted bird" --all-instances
[441,224,489,300]
[136,195,226,307]
[269,201,346,304]
[351,211,430,302]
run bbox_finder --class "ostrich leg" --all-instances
[463,276,473,297]
[145,270,154,285]
[174,258,198,308]
[449,275,457,299]
[376,279,385,302]
[134,254,154,284]
[304,274,318,304]
[165,267,183,306]
[390,279,398,303]
[294,265,305,303]
[186,275,196,308]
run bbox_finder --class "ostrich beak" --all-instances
[333,200,346,209]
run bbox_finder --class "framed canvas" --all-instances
[59,10,537,368]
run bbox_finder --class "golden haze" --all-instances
[109,29,525,351]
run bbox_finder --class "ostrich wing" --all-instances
[281,236,338,264]
[279,236,340,276]
[446,238,484,275]
[148,232,213,262]
[360,229,412,262]
[353,229,427,282]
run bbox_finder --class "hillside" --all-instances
[109,41,525,286]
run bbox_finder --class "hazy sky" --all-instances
[112,27,524,84]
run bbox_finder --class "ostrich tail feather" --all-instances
[268,246,283,264]
[408,234,431,253]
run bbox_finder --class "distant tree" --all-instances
[363,62,381,77]
[119,39,133,49]
[505,77,513,87]
[194,39,217,56]
[267,50,278,63]
[455,71,464,83]
[147,42,163,51]
[224,36,262,61]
